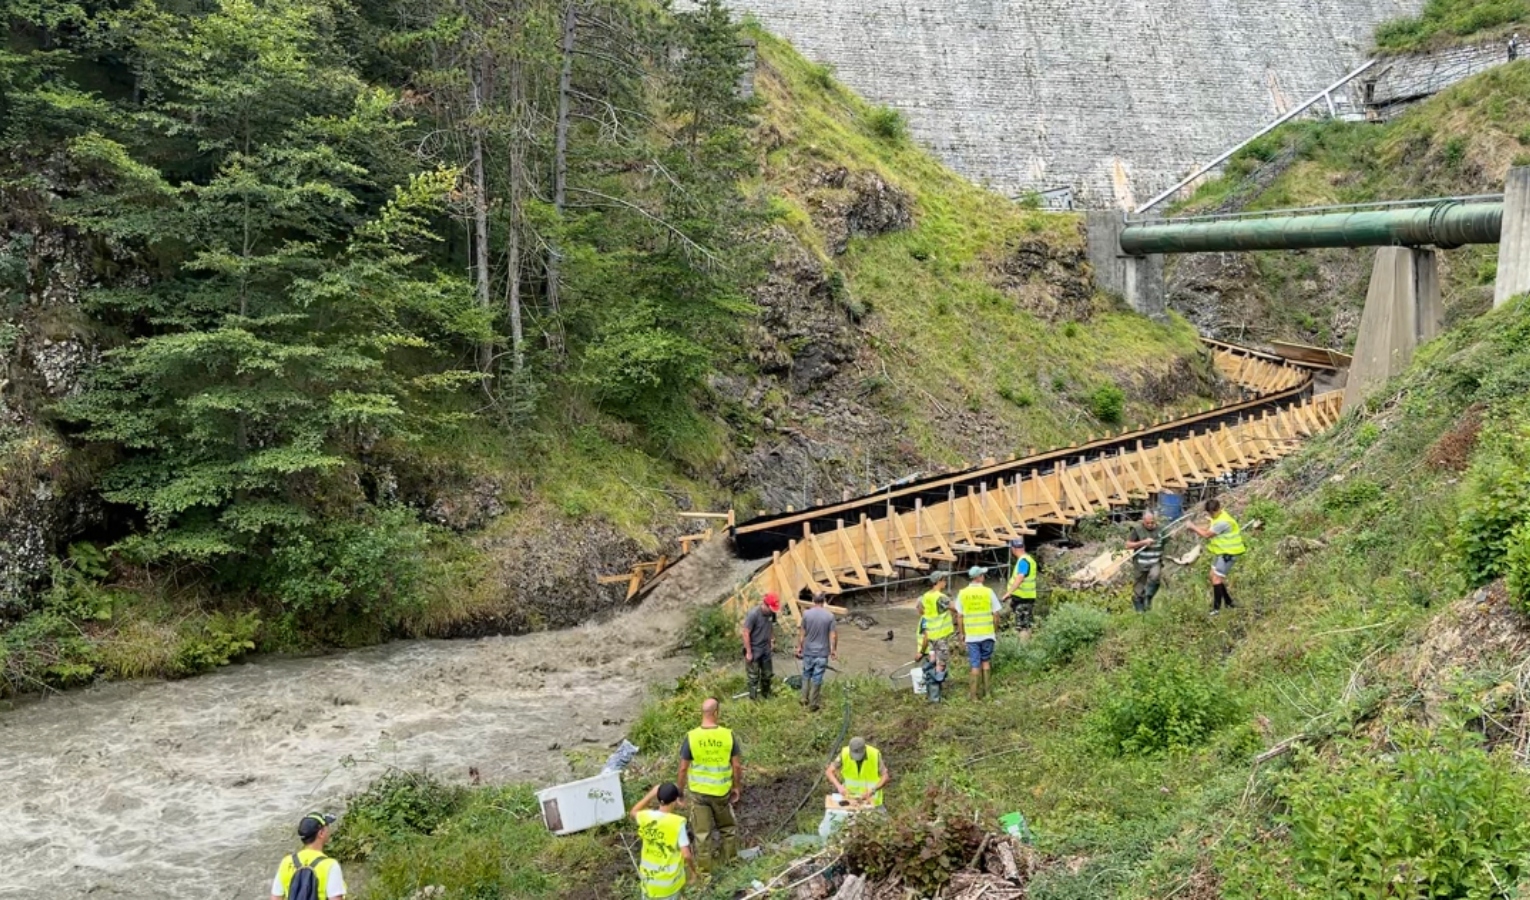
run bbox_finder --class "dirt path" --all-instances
[0,540,755,900]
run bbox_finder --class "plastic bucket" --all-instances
[910,666,926,695]
[1158,491,1183,522]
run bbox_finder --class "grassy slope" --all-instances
[748,30,1211,460]
[1374,0,1529,52]
[1173,60,1530,347]
[331,284,1530,898]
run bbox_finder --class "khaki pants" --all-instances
[686,790,737,868]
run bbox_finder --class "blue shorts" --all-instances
[1213,554,1239,578]
[966,639,995,668]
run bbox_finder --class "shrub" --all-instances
[1319,477,1383,513]
[806,61,836,90]
[684,604,739,661]
[1455,418,1530,592]
[1220,728,1530,899]
[328,772,469,861]
[1088,384,1125,425]
[170,611,259,676]
[1023,602,1108,671]
[843,786,987,894]
[1090,653,1241,755]
[865,105,907,143]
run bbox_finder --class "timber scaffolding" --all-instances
[718,339,1343,622]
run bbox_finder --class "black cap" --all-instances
[298,812,337,842]
[657,783,681,805]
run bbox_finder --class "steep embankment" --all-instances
[324,306,1530,899]
[0,15,1216,690]
[1168,58,1530,346]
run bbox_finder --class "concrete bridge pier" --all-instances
[1086,210,1166,319]
[1495,166,1530,307]
[1342,246,1443,410]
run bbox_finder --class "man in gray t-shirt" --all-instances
[795,593,838,712]
[740,594,780,700]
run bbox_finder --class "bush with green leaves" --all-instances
[684,603,740,662]
[1090,653,1241,755]
[327,772,469,862]
[865,105,908,143]
[1455,417,1530,607]
[1088,384,1125,425]
[1220,727,1530,899]
[1019,602,1109,672]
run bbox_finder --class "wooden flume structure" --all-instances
[727,390,1342,621]
[605,340,1346,614]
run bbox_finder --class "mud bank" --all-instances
[0,540,755,899]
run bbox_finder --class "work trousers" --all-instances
[1009,596,1035,630]
[746,655,773,699]
[1132,563,1161,612]
[686,790,737,868]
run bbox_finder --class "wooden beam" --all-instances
[861,514,896,577]
[834,521,872,587]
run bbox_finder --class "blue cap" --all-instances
[1009,538,1026,549]
[968,565,985,579]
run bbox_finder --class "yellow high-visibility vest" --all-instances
[637,809,687,898]
[1207,511,1246,556]
[274,849,337,900]
[841,745,884,806]
[685,726,735,797]
[957,585,995,640]
[920,590,954,641]
[1008,554,1037,600]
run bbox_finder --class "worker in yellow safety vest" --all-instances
[826,736,889,807]
[631,782,699,897]
[675,697,742,870]
[1188,497,1246,615]
[915,572,954,703]
[269,812,346,900]
[952,565,1001,700]
[1005,538,1039,633]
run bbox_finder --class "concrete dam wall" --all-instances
[737,0,1423,207]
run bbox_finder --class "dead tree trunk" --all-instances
[544,1,576,360]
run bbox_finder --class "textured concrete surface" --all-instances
[1356,40,1511,118]
[1345,246,1441,409]
[1087,210,1165,317]
[1496,167,1530,307]
[737,0,1422,206]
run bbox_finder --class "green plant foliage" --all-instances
[327,772,470,862]
[171,611,260,677]
[1018,602,1109,671]
[865,105,908,143]
[1454,417,1530,594]
[1220,728,1530,899]
[1088,384,1125,425]
[1375,0,1528,51]
[1090,653,1242,755]
[1320,477,1385,513]
[842,786,987,895]
[684,604,740,662]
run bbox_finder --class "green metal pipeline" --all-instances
[1119,201,1503,255]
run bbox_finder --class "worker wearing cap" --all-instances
[915,572,953,703]
[826,737,889,808]
[1188,497,1245,614]
[1005,538,1038,633]
[676,697,742,870]
[631,782,699,897]
[270,812,346,900]
[952,566,1001,700]
[740,593,780,700]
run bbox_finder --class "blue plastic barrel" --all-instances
[1158,492,1183,522]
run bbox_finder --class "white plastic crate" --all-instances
[535,770,626,835]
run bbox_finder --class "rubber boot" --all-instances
[722,835,739,863]
[800,677,810,707]
[927,676,942,703]
[981,668,992,699]
[968,674,980,701]
[808,680,822,712]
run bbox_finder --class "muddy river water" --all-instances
[0,543,922,900]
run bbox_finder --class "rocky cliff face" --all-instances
[0,204,105,612]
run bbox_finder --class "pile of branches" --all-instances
[796,835,1038,900]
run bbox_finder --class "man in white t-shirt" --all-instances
[271,812,346,899]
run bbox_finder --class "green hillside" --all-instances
[325,299,1530,900]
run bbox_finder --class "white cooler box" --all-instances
[536,771,626,835]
